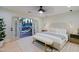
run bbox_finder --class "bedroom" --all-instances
[0,6,79,52]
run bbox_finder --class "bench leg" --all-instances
[44,44,54,52]
[32,39,36,44]
[44,43,47,52]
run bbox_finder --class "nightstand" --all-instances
[69,34,79,44]
[70,34,79,39]
[41,30,47,32]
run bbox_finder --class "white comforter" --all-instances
[33,32,68,50]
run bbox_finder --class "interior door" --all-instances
[11,17,20,40]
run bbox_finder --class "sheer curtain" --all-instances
[32,19,38,35]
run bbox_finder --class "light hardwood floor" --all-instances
[0,37,79,52]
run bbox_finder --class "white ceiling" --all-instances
[1,6,79,17]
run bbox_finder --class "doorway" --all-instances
[19,18,32,38]
[11,17,38,40]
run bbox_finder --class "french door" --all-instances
[19,18,32,38]
[11,17,37,40]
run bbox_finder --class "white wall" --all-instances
[0,7,42,42]
[43,11,79,34]
[0,8,22,42]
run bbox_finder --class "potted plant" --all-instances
[0,18,6,47]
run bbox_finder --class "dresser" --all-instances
[41,30,47,32]
[70,34,79,39]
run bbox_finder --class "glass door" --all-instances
[19,18,32,38]
[11,17,37,40]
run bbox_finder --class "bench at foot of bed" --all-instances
[32,39,55,52]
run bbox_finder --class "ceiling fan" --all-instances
[38,6,45,13]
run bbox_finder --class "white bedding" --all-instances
[33,32,67,43]
[33,28,68,50]
[43,32,68,40]
[33,34,54,45]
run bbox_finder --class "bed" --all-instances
[33,23,70,51]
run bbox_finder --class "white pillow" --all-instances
[48,28,67,34]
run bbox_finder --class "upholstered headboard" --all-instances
[49,23,68,29]
[47,22,72,34]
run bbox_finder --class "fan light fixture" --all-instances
[38,6,45,14]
